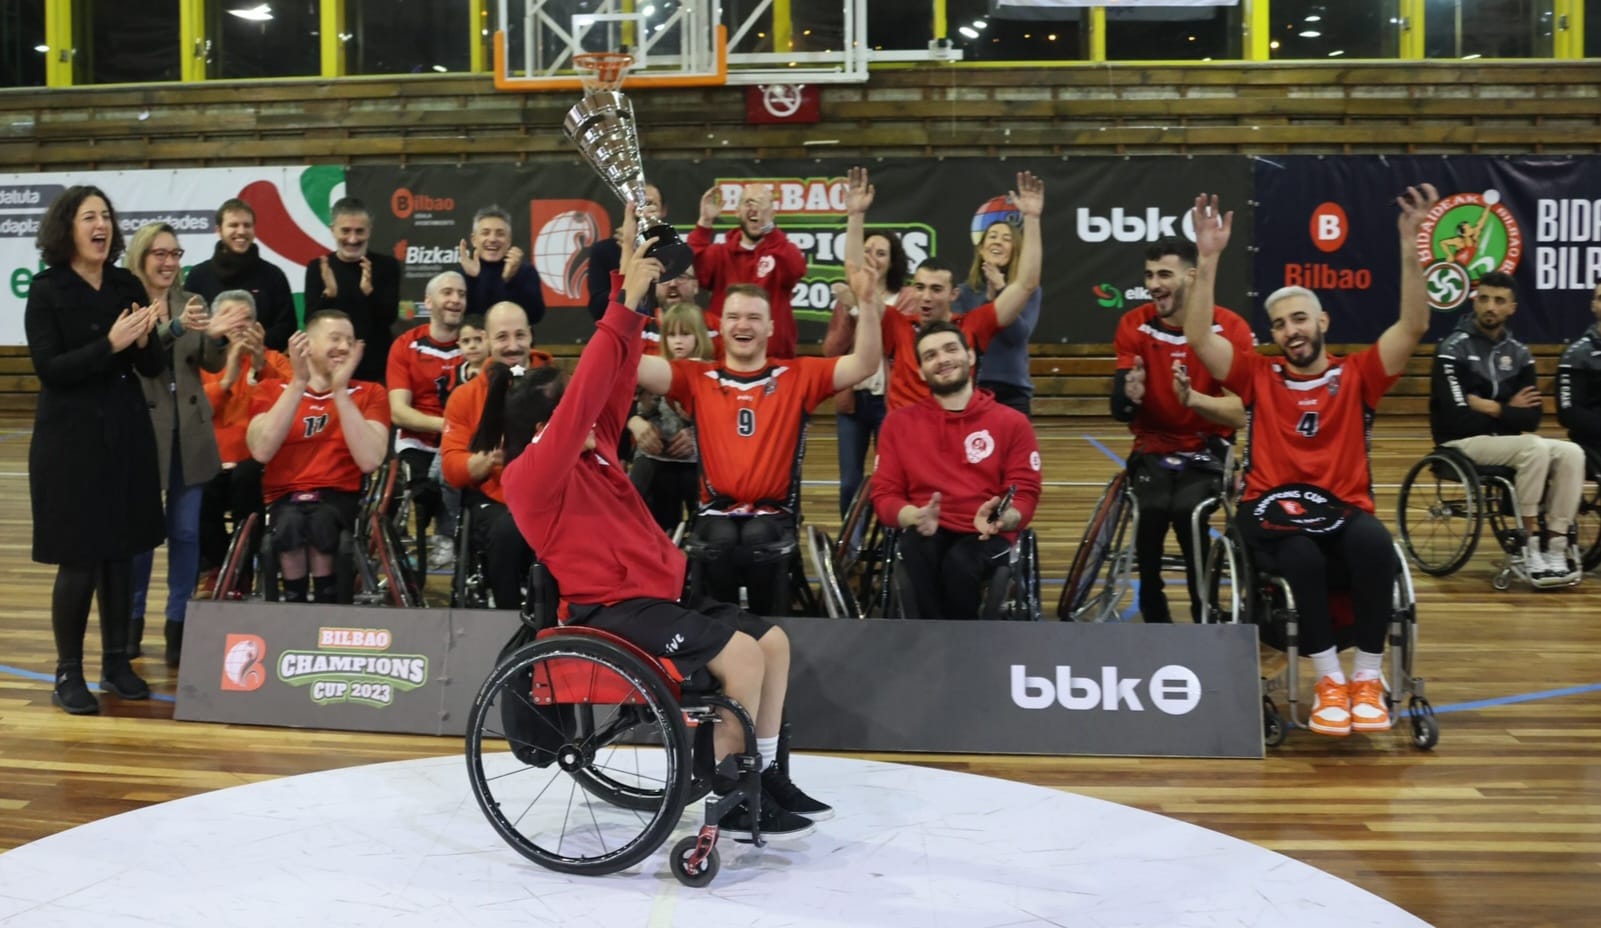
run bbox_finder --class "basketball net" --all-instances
[574,51,635,95]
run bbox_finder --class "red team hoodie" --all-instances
[687,224,807,359]
[870,389,1043,539]
[502,301,687,605]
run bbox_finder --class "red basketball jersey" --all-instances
[882,304,1000,411]
[386,324,462,451]
[252,381,391,504]
[1224,345,1400,513]
[1114,303,1255,455]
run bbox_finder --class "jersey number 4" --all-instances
[737,407,756,437]
[1295,411,1320,438]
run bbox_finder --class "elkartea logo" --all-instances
[1010,664,1202,714]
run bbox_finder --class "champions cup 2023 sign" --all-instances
[0,167,347,345]
[219,625,429,708]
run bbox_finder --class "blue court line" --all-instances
[1417,681,1601,716]
[1082,434,1127,468]
[0,662,178,703]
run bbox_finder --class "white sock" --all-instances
[1352,650,1384,682]
[756,736,778,770]
[1309,647,1344,684]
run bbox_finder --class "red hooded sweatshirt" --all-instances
[870,389,1043,539]
[502,301,687,605]
[688,224,807,359]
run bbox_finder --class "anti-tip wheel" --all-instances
[1409,698,1439,751]
[670,834,719,887]
[1263,697,1287,748]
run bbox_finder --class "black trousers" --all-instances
[467,494,533,610]
[1128,455,1221,623]
[1242,509,1395,655]
[690,514,793,617]
[198,460,264,571]
[52,559,133,667]
[629,457,699,533]
[895,528,1010,620]
[397,447,443,543]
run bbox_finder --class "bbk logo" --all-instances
[1077,207,1196,244]
[1010,664,1202,714]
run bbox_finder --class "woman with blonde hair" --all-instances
[125,221,248,666]
[627,301,710,531]
[956,198,1042,416]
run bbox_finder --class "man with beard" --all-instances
[1184,186,1438,738]
[186,198,297,350]
[880,172,1044,412]
[1433,270,1584,588]
[246,311,390,604]
[387,271,468,570]
[305,197,401,384]
[690,183,807,358]
[454,205,546,326]
[1111,237,1253,623]
[440,300,552,607]
[637,279,883,615]
[870,322,1043,621]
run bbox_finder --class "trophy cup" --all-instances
[563,52,694,281]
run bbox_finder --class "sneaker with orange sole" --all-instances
[1348,676,1392,732]
[1309,675,1352,736]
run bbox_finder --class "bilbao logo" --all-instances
[220,634,268,692]
[1285,200,1372,292]
[1310,201,1349,253]
[391,187,456,221]
[1417,189,1522,311]
[530,199,610,307]
[1010,664,1202,715]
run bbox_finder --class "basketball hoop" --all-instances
[573,51,635,94]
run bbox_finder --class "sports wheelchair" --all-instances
[465,563,784,887]
[1201,503,1438,750]
[1058,455,1225,623]
[808,476,1042,621]
[1397,445,1601,589]
[211,456,424,606]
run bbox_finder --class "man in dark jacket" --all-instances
[1430,270,1584,586]
[1556,282,1601,456]
[304,197,400,384]
[185,198,297,351]
[453,205,546,327]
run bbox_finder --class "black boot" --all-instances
[100,650,151,700]
[128,615,144,660]
[52,662,100,715]
[165,620,184,667]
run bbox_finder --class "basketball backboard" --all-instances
[494,0,728,92]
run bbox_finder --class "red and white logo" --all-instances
[1310,202,1349,253]
[529,199,611,308]
[1029,450,1042,472]
[965,429,995,464]
[1278,500,1307,517]
[756,254,776,278]
[221,634,268,692]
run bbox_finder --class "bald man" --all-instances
[689,182,807,358]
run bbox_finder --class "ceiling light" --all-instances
[974,20,988,30]
[1305,15,1323,23]
[432,65,447,72]
[1048,34,1058,41]
[1328,50,1345,57]
[1269,40,1280,50]
[33,44,48,53]
[1300,30,1322,38]
[228,3,273,22]
[1463,53,1482,59]
[959,26,979,40]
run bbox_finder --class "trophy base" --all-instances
[639,225,694,280]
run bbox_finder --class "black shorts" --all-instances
[267,490,360,554]
[567,595,774,678]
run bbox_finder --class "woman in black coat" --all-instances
[25,185,167,715]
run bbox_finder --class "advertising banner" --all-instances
[177,602,1263,759]
[1253,155,1601,345]
[0,167,346,345]
[349,157,1253,347]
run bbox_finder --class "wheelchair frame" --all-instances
[464,563,776,887]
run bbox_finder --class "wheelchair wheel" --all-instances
[669,834,720,888]
[1200,524,1255,626]
[807,524,859,619]
[465,636,691,876]
[214,511,260,600]
[1578,449,1601,571]
[1398,450,1484,576]
[1262,696,1286,748]
[1059,473,1135,622]
[1409,697,1439,750]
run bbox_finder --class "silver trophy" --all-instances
[563,85,693,281]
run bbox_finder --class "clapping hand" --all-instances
[1124,357,1147,406]
[286,330,312,384]
[912,492,941,537]
[458,239,481,277]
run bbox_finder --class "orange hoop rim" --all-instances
[573,51,636,89]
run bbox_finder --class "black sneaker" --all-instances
[100,660,150,701]
[52,668,99,716]
[762,765,833,821]
[716,789,815,840]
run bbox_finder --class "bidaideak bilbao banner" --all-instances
[349,157,1253,346]
[1253,155,1601,345]
[0,167,347,345]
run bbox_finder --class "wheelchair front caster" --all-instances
[1409,697,1439,750]
[1491,570,1512,592]
[1262,696,1286,748]
[671,831,720,887]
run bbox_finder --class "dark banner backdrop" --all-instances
[1254,155,1601,345]
[348,157,1254,347]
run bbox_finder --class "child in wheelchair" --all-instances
[486,233,837,838]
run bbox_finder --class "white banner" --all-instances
[1,166,346,345]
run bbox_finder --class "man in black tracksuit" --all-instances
[1430,271,1583,586]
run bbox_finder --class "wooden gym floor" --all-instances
[0,415,1596,927]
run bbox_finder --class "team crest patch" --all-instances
[757,255,776,278]
[965,429,995,464]
[1498,355,1513,371]
[1030,450,1041,471]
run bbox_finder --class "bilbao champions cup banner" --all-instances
[1,166,347,345]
